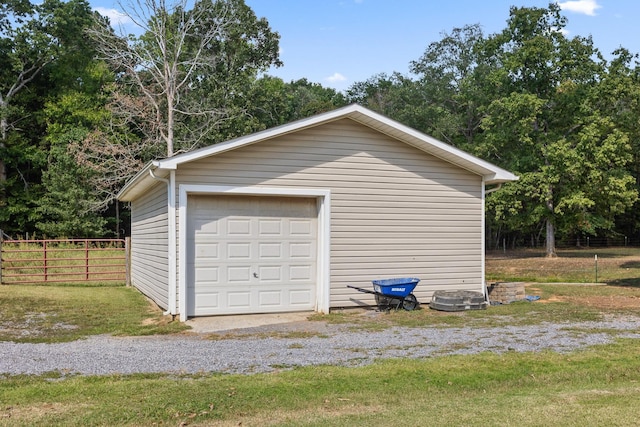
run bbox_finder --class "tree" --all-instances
[78,0,282,214]
[0,0,52,195]
[87,0,281,157]
[38,60,114,237]
[0,0,98,236]
[479,4,637,255]
[346,25,496,151]
[346,72,427,133]
[409,24,493,150]
[591,49,640,237]
[222,76,347,134]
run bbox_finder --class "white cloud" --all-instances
[94,7,133,26]
[325,72,347,83]
[552,26,570,36]
[557,0,602,16]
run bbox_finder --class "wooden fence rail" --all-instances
[0,238,130,285]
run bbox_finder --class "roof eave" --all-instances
[117,162,170,202]
[117,104,519,200]
[484,172,519,186]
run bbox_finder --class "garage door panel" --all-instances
[259,219,282,235]
[194,267,219,282]
[227,266,251,282]
[259,291,282,306]
[290,220,313,235]
[227,243,251,259]
[195,243,219,260]
[227,219,251,235]
[187,195,317,316]
[228,292,251,307]
[290,265,313,281]
[290,290,312,305]
[290,242,312,258]
[195,293,219,310]
[259,242,282,258]
[258,265,282,281]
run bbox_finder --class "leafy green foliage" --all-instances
[347,4,640,251]
[3,0,640,245]
[479,5,637,253]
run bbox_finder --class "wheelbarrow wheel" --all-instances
[402,294,418,311]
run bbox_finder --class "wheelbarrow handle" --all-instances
[347,285,378,295]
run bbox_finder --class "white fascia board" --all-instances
[484,170,520,185]
[346,107,518,183]
[130,104,517,198]
[155,104,517,183]
[116,162,155,201]
[155,106,360,170]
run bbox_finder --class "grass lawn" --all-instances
[2,340,640,426]
[486,246,640,285]
[1,249,640,426]
[0,283,189,343]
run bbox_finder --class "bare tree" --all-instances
[87,0,239,158]
[77,0,280,215]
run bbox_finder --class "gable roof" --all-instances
[118,104,518,201]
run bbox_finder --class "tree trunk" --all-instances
[545,219,557,257]
[545,183,557,258]
[1,113,7,183]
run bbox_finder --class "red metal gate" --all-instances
[0,239,129,285]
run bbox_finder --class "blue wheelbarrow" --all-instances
[348,277,420,311]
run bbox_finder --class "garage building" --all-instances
[117,104,517,321]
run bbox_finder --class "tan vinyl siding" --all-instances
[175,118,483,307]
[131,181,169,309]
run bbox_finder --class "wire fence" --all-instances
[490,235,640,252]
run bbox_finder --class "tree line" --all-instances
[1,0,639,256]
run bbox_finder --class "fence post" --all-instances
[0,237,3,285]
[85,239,90,281]
[43,240,48,282]
[125,237,131,287]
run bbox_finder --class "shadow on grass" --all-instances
[606,278,640,288]
[620,261,640,269]
[557,248,639,259]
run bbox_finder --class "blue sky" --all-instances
[90,0,640,92]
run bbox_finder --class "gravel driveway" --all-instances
[2,314,640,376]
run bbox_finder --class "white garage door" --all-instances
[186,195,318,316]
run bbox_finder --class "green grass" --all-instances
[2,249,640,425]
[486,247,640,285]
[310,281,640,329]
[2,339,640,426]
[0,284,189,343]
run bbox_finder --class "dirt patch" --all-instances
[0,313,78,339]
[558,295,640,310]
[1,402,89,423]
[141,316,175,327]
[526,285,640,309]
